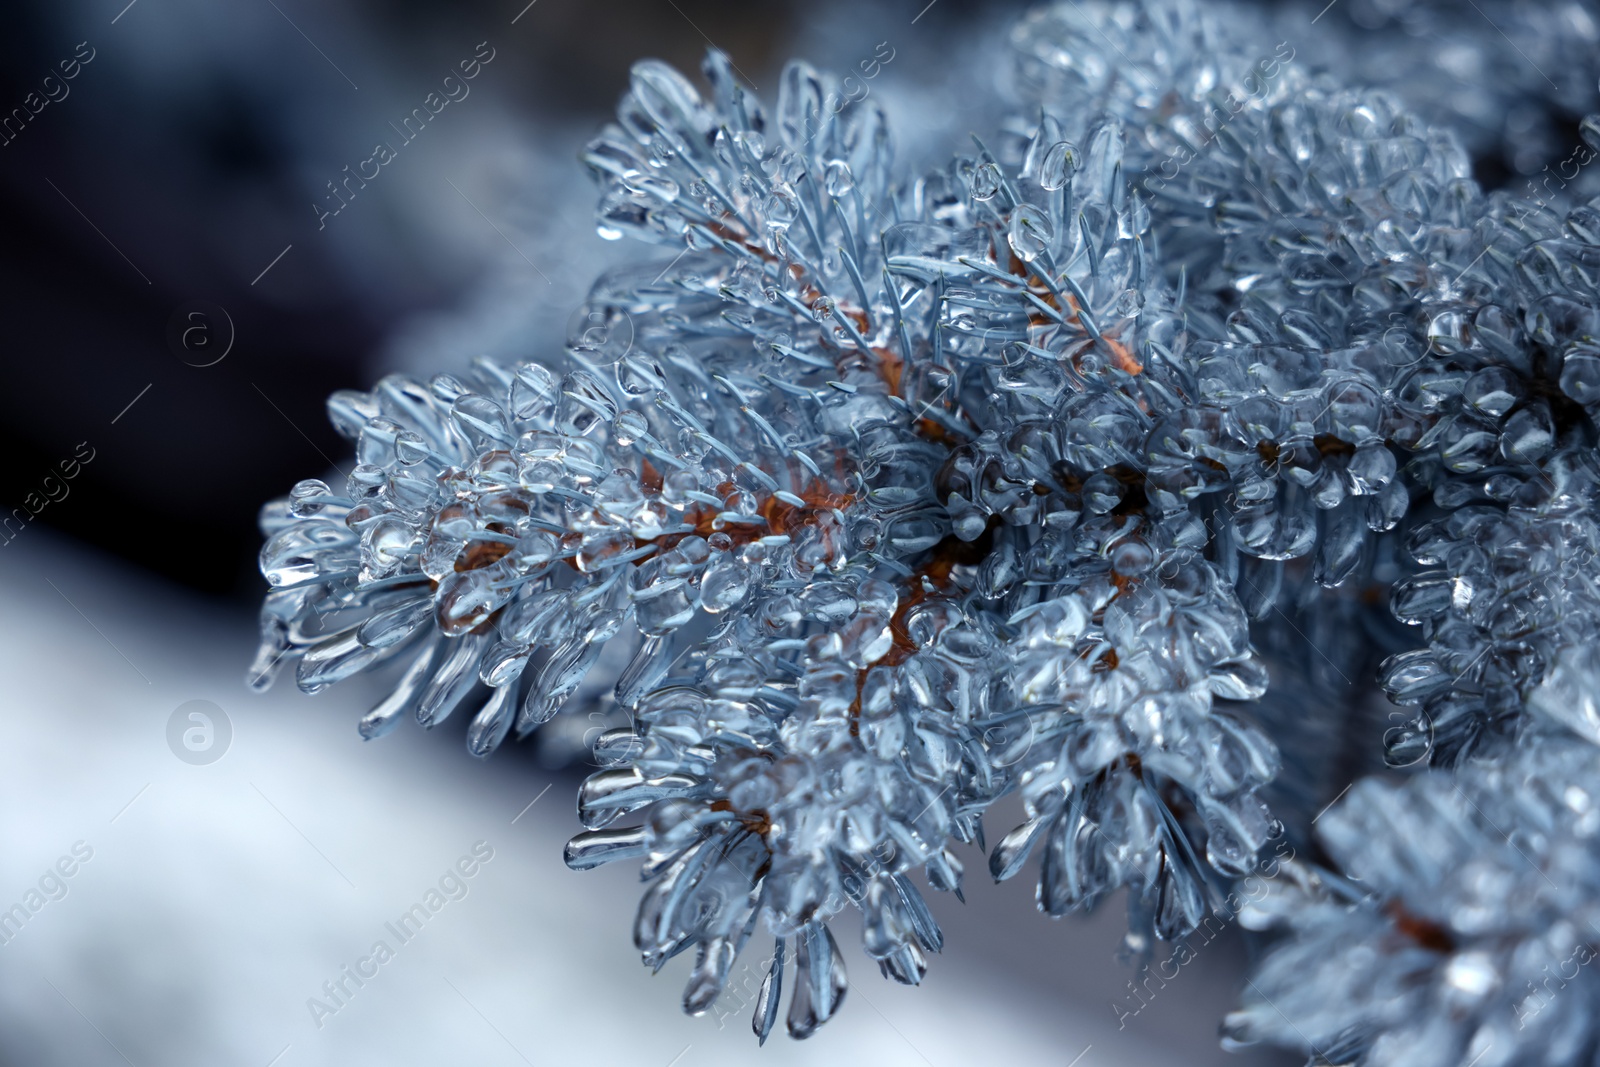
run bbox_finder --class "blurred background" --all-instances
[1,0,1595,1062]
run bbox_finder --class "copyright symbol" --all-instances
[167,301,235,368]
[983,712,1038,769]
[1382,710,1433,768]
[565,304,634,366]
[166,700,232,765]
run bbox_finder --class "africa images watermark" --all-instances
[2,442,96,548]
[1506,133,1598,224]
[1111,825,1295,1030]
[314,40,497,229]
[305,841,495,1029]
[1142,42,1296,193]
[1514,938,1600,1030]
[800,40,895,145]
[0,841,95,948]
[166,700,233,766]
[1,40,96,148]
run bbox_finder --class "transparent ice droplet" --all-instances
[753,938,785,1045]
[393,429,432,466]
[434,568,513,636]
[1208,658,1270,701]
[246,619,291,691]
[683,935,739,1015]
[765,187,799,224]
[465,683,517,758]
[1203,818,1255,877]
[504,588,570,646]
[835,611,893,668]
[951,506,988,542]
[356,595,432,650]
[1500,404,1554,462]
[1347,443,1396,494]
[505,531,556,570]
[633,575,697,635]
[429,374,469,404]
[629,54,706,132]
[260,522,357,587]
[611,634,672,708]
[567,306,636,368]
[712,126,739,168]
[699,554,750,613]
[1382,714,1433,767]
[355,415,400,467]
[734,128,766,160]
[415,633,485,729]
[559,370,620,435]
[1110,540,1153,577]
[824,160,855,198]
[1463,367,1522,417]
[661,469,700,507]
[905,602,962,649]
[798,584,858,623]
[327,389,379,441]
[1428,310,1471,354]
[1021,115,1064,180]
[479,640,532,687]
[774,147,808,186]
[620,168,679,203]
[970,161,1002,202]
[1019,596,1089,647]
[613,410,649,446]
[421,534,465,580]
[506,363,557,426]
[594,470,646,517]
[297,631,386,693]
[382,471,435,517]
[1082,473,1124,513]
[646,131,678,162]
[617,354,667,396]
[577,527,636,573]
[451,395,513,448]
[787,925,847,1040]
[1008,203,1054,262]
[346,463,387,500]
[1560,350,1600,412]
[520,639,604,731]
[516,455,561,495]
[1038,141,1078,191]
[289,479,335,518]
[360,516,416,582]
